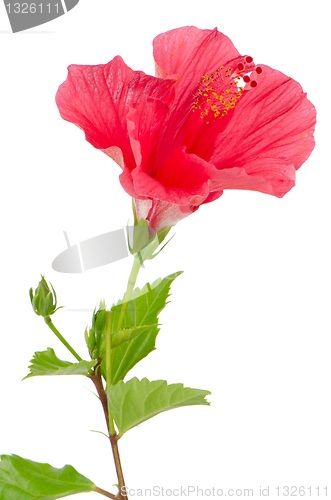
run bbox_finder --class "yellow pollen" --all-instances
[192,64,245,120]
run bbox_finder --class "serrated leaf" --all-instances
[107,377,210,436]
[24,348,97,380]
[111,325,158,348]
[105,271,182,384]
[0,454,96,499]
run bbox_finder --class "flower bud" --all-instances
[29,276,61,317]
[86,300,106,359]
[85,326,96,359]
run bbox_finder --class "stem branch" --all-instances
[95,486,117,499]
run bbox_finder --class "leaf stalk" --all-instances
[44,316,82,362]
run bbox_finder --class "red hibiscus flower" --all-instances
[56,26,316,233]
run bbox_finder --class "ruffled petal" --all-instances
[56,56,172,171]
[193,65,316,171]
[152,27,242,165]
[153,26,240,83]
[210,157,296,197]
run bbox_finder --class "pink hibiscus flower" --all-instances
[56,26,316,233]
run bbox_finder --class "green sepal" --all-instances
[127,205,173,260]
[23,348,97,380]
[130,218,150,255]
[0,454,96,499]
[107,377,211,437]
[136,226,173,263]
[103,271,182,384]
[132,198,138,226]
[148,231,175,260]
[154,226,172,246]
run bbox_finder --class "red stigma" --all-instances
[250,80,257,88]
[246,56,253,63]
[243,75,250,83]
[237,62,245,71]
[256,67,262,74]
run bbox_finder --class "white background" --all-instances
[0,0,330,498]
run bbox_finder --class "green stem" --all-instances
[105,311,116,436]
[116,256,142,331]
[44,316,82,362]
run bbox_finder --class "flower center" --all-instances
[192,56,262,123]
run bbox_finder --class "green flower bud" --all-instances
[85,326,96,359]
[92,300,106,334]
[29,276,62,317]
[86,300,107,360]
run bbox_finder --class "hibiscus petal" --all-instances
[153,27,242,167]
[131,147,214,205]
[210,157,296,198]
[153,26,240,83]
[201,190,223,204]
[126,96,173,175]
[55,56,172,171]
[118,98,175,201]
[197,65,316,172]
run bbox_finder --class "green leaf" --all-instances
[111,325,158,348]
[107,377,211,437]
[105,271,182,385]
[23,348,97,380]
[0,454,96,499]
